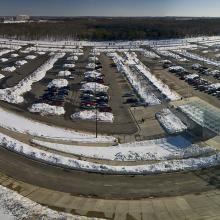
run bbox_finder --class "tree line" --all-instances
[1,17,220,41]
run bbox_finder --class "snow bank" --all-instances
[25,55,37,60]
[0,58,8,62]
[0,74,5,80]
[33,135,215,161]
[0,53,65,104]
[81,82,109,93]
[2,66,16,72]
[156,109,187,134]
[15,60,27,66]
[0,106,115,144]
[67,55,78,61]
[84,71,102,78]
[63,63,75,68]
[0,50,11,57]
[29,103,65,116]
[58,70,71,77]
[47,78,68,88]
[0,185,99,220]
[0,132,219,174]
[10,53,19,58]
[71,110,114,123]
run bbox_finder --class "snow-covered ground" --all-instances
[154,49,188,61]
[0,132,219,174]
[0,106,115,144]
[32,135,216,161]
[71,110,114,123]
[47,78,68,88]
[0,53,65,104]
[0,184,101,220]
[29,103,65,116]
[156,109,187,134]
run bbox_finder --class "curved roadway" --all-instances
[0,146,219,199]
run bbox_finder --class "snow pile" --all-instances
[2,66,16,72]
[0,185,99,220]
[168,66,185,72]
[63,63,75,68]
[67,55,78,61]
[0,132,219,174]
[29,103,65,116]
[47,78,68,88]
[81,82,109,93]
[10,53,19,58]
[0,53,65,104]
[58,70,71,77]
[71,110,114,123]
[0,50,11,56]
[25,55,37,60]
[33,136,216,161]
[156,109,187,134]
[143,50,160,59]
[86,63,97,69]
[15,60,27,66]
[84,71,102,78]
[0,58,8,62]
[89,56,99,62]
[0,106,115,144]
[110,52,161,105]
[0,74,5,80]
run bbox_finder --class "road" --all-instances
[0,146,219,200]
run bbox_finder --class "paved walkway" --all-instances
[0,171,220,220]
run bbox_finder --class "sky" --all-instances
[0,0,219,17]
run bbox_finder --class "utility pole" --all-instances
[94,49,98,138]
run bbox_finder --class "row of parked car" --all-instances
[39,86,70,107]
[80,57,112,112]
[164,60,220,98]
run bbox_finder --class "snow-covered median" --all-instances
[33,135,216,161]
[0,184,100,220]
[156,109,187,134]
[0,53,65,104]
[47,78,68,88]
[71,110,114,123]
[0,106,115,144]
[0,132,219,174]
[29,103,65,116]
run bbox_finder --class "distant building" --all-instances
[15,15,30,21]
